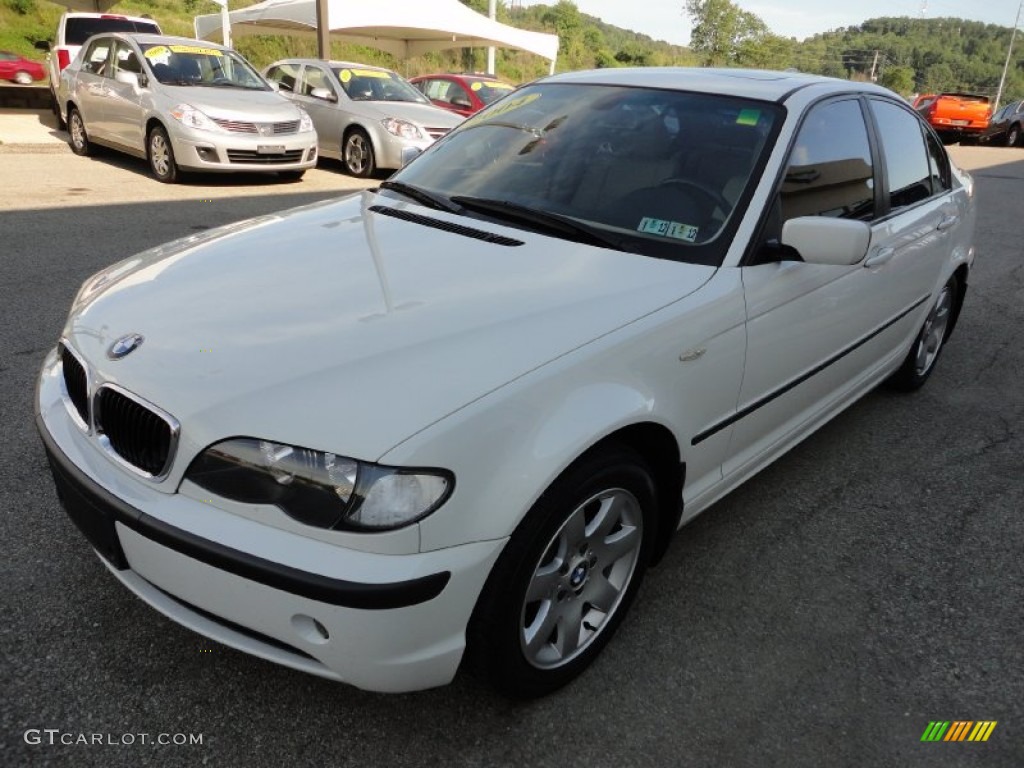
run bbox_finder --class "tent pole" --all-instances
[487,0,497,74]
[316,0,330,60]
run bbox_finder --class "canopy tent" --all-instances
[194,0,559,73]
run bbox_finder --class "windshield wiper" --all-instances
[449,196,630,251]
[378,181,462,214]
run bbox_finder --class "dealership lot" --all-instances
[1,130,1022,767]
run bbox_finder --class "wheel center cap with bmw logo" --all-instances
[107,333,144,359]
[570,562,589,589]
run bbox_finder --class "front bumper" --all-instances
[168,124,319,173]
[36,351,504,692]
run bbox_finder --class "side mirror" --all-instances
[400,146,422,168]
[35,40,51,52]
[309,87,337,103]
[781,216,871,266]
[266,80,280,92]
[115,70,139,88]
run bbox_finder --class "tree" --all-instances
[684,0,773,67]
[879,65,916,95]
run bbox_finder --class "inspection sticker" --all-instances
[637,217,699,242]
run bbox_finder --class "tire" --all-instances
[1008,124,1021,148]
[888,274,958,391]
[14,71,33,85]
[67,108,91,156]
[343,128,375,177]
[467,444,656,698]
[147,125,180,184]
[277,170,305,182]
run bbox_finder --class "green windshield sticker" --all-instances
[638,217,698,242]
[736,109,760,126]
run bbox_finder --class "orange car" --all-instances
[914,92,992,143]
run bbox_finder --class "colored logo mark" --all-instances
[921,721,997,742]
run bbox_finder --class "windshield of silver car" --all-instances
[332,66,431,103]
[141,43,268,90]
[389,83,782,265]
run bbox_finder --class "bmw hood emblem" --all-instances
[107,333,144,360]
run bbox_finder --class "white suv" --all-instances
[35,11,161,123]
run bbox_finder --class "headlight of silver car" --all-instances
[382,117,423,140]
[185,438,453,531]
[297,107,314,133]
[169,104,223,132]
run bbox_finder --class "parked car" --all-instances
[979,99,1024,147]
[263,59,462,177]
[58,34,317,182]
[409,73,516,116]
[35,12,161,123]
[37,68,975,698]
[0,51,45,84]
[914,92,992,144]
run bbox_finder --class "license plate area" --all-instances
[257,144,286,154]
[951,119,970,126]
[47,456,128,569]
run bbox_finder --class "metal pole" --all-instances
[221,0,231,48]
[487,0,497,75]
[994,0,1023,113]
[316,0,330,61]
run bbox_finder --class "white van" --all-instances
[36,11,161,121]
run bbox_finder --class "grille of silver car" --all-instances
[59,343,89,426]
[424,127,451,140]
[226,149,305,164]
[212,119,301,135]
[94,386,176,478]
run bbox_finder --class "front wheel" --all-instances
[888,274,958,391]
[148,125,180,184]
[467,445,656,698]
[343,128,375,177]
[1008,124,1021,148]
[14,71,33,85]
[67,108,91,156]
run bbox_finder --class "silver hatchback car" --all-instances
[264,59,463,177]
[59,34,318,182]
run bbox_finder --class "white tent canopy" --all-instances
[194,0,559,71]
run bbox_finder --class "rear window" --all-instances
[65,18,161,46]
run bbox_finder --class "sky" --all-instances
[522,0,1024,47]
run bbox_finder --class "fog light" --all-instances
[307,146,317,162]
[196,146,218,162]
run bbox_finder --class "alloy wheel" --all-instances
[914,285,953,376]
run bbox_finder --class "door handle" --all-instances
[864,246,894,268]
[937,213,960,231]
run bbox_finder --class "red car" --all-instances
[409,73,515,116]
[0,51,45,84]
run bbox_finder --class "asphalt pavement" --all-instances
[1,130,1022,767]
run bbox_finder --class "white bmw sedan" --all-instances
[37,68,976,697]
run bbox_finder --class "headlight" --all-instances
[185,438,453,531]
[297,107,314,133]
[169,103,222,132]
[382,117,423,140]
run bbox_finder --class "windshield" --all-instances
[66,18,160,46]
[472,79,516,105]
[332,66,430,103]
[141,43,268,90]
[391,83,782,265]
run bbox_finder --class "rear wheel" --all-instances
[888,274,958,391]
[467,445,656,698]
[14,70,33,85]
[67,108,91,156]
[148,125,180,184]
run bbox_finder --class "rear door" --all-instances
[103,40,146,151]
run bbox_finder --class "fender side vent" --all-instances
[368,205,523,246]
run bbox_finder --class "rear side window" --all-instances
[781,98,874,222]
[65,18,161,46]
[869,99,934,210]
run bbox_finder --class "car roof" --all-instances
[543,67,890,103]
[272,58,395,73]
[99,33,231,50]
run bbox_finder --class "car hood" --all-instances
[64,192,714,462]
[156,86,300,122]
[359,100,462,128]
